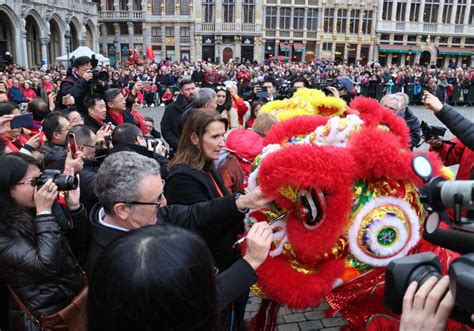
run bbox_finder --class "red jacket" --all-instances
[232,95,248,125]
[430,137,474,180]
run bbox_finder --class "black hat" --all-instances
[72,56,92,68]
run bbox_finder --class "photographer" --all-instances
[57,56,109,114]
[0,153,87,330]
[424,91,474,150]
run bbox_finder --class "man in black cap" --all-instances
[57,56,107,114]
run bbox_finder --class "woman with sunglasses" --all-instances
[0,153,87,330]
[215,86,239,130]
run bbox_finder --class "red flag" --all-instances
[132,46,140,63]
[146,46,155,61]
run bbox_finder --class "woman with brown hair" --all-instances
[166,109,247,330]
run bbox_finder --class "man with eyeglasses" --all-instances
[67,124,101,214]
[86,151,272,274]
[104,88,136,127]
[41,112,83,173]
[87,151,273,313]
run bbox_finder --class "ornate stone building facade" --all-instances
[99,0,262,64]
[377,0,474,67]
[0,0,99,67]
[262,0,378,64]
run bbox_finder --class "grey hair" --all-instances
[193,88,216,109]
[380,94,402,112]
[95,151,161,213]
[395,92,409,109]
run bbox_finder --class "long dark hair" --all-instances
[215,86,233,113]
[0,153,41,238]
[88,225,219,331]
[170,109,227,171]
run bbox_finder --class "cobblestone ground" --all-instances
[244,295,347,331]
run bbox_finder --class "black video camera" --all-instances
[36,169,78,191]
[278,81,296,99]
[421,120,447,141]
[385,155,474,326]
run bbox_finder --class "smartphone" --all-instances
[68,133,78,159]
[128,82,135,90]
[62,94,71,105]
[11,113,33,129]
[142,81,152,87]
[256,86,268,99]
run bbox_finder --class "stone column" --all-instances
[438,0,445,23]
[253,36,261,62]
[463,0,472,24]
[161,26,166,60]
[356,43,361,64]
[142,24,149,50]
[450,0,458,24]
[387,53,393,66]
[194,35,202,61]
[100,24,107,56]
[40,37,50,67]
[128,22,134,51]
[391,0,398,21]
[235,36,242,61]
[301,41,306,64]
[190,24,196,61]
[174,26,181,60]
[419,1,425,22]
[20,17,29,67]
[370,44,376,62]
[406,0,412,22]
[114,23,121,63]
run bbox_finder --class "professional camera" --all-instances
[385,155,474,326]
[36,169,78,191]
[421,121,447,141]
[278,81,296,99]
[92,70,109,82]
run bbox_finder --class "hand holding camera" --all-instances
[34,178,58,215]
[63,166,81,211]
[82,70,93,82]
[400,276,454,331]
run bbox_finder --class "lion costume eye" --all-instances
[296,189,326,229]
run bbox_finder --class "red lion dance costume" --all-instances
[242,89,458,330]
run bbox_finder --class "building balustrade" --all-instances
[99,10,143,20]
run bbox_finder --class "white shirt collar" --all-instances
[98,207,130,232]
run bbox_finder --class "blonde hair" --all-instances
[252,113,278,137]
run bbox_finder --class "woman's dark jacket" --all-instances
[436,104,474,150]
[165,163,244,271]
[0,205,87,331]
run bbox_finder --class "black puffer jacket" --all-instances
[436,104,474,150]
[0,206,87,331]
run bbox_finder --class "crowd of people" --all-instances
[0,53,473,331]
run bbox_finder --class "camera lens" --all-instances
[54,175,78,191]
[408,264,442,286]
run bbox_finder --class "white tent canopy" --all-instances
[56,46,110,66]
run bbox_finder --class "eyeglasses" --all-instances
[16,176,39,187]
[115,180,165,207]
[216,86,226,91]
[82,144,97,149]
